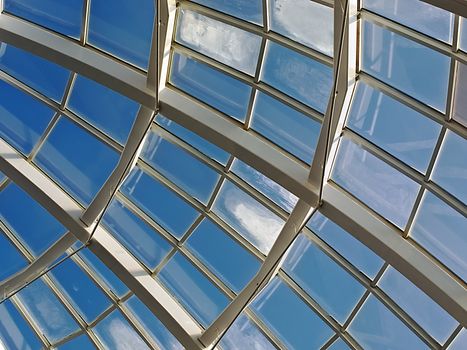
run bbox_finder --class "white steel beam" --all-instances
[421,0,467,18]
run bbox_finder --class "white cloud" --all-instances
[221,315,276,350]
[107,317,149,350]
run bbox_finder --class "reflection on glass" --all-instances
[3,0,83,38]
[34,117,119,206]
[251,277,334,349]
[88,0,154,69]
[176,10,261,75]
[362,20,450,112]
[251,91,321,164]
[364,0,454,43]
[270,0,333,56]
[262,41,333,113]
[170,53,251,122]
[349,295,428,349]
[431,130,467,204]
[347,82,441,173]
[0,229,27,281]
[461,19,467,52]
[192,0,262,24]
[410,191,466,282]
[332,137,420,229]
[212,180,285,254]
[158,253,229,327]
[221,314,276,350]
[453,62,467,127]
[58,334,96,350]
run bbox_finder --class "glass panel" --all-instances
[231,159,298,212]
[191,0,262,25]
[364,0,454,43]
[453,62,467,127]
[121,167,199,239]
[158,253,229,327]
[461,19,467,52]
[262,41,333,113]
[0,43,69,102]
[141,129,220,205]
[88,0,155,69]
[0,183,67,256]
[328,338,351,350]
[0,80,55,155]
[308,212,385,279]
[58,334,96,350]
[212,180,285,254]
[176,9,261,75]
[93,310,150,350]
[378,267,457,343]
[186,218,260,293]
[102,199,172,270]
[431,130,467,204]
[282,234,365,324]
[448,329,467,350]
[362,20,450,112]
[0,229,27,281]
[347,82,441,173]
[3,0,83,38]
[332,137,420,229]
[270,0,333,56]
[250,91,321,164]
[349,295,428,350]
[251,277,334,349]
[410,191,467,281]
[170,53,251,122]
[221,314,276,350]
[16,279,79,343]
[67,75,140,145]
[34,117,120,206]
[0,300,42,350]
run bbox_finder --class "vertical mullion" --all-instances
[80,0,91,45]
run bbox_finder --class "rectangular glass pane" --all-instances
[0,229,27,281]
[191,0,262,24]
[461,18,467,52]
[453,61,467,127]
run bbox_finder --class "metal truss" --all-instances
[0,0,466,349]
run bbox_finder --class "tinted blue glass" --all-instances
[262,41,333,113]
[332,137,420,229]
[410,191,467,282]
[50,259,112,324]
[192,0,262,24]
[34,117,119,206]
[0,80,55,155]
[187,218,260,293]
[252,278,334,349]
[461,19,467,52]
[141,130,220,204]
[156,115,230,165]
[0,229,27,280]
[88,0,154,69]
[349,295,428,350]
[347,82,441,173]
[308,212,384,279]
[158,253,229,326]
[125,296,183,350]
[283,234,365,324]
[121,168,199,239]
[103,200,172,270]
[221,314,276,350]
[0,183,67,256]
[59,334,96,350]
[0,43,69,102]
[170,53,251,122]
[378,267,457,343]
[362,21,450,112]
[4,0,83,38]
[449,329,467,350]
[67,75,139,144]
[0,300,42,350]
[251,92,321,163]
[17,279,79,343]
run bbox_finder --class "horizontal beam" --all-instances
[421,0,467,18]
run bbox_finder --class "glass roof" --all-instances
[0,0,466,349]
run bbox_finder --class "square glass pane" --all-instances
[453,62,467,127]
[170,53,251,122]
[251,91,321,164]
[332,137,420,229]
[34,117,120,206]
[88,0,155,69]
[262,41,333,113]
[362,20,450,112]
[0,229,27,281]
[221,314,276,350]
[158,253,229,327]
[270,0,333,56]
[347,82,441,173]
[364,0,454,43]
[176,10,261,75]
[4,0,83,38]
[251,277,334,349]
[212,180,285,254]
[191,0,262,25]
